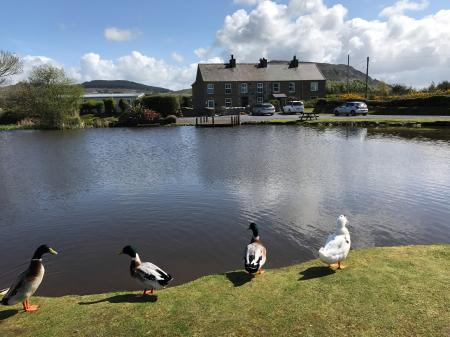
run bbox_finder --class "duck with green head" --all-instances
[119,245,173,296]
[1,244,58,312]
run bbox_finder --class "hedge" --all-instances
[140,95,179,117]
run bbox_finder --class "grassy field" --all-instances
[1,245,449,337]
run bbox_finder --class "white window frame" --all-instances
[240,83,248,94]
[207,100,215,108]
[225,83,232,95]
[207,83,214,95]
[257,96,263,104]
[310,82,318,92]
[289,82,295,93]
[257,83,263,94]
[225,98,232,107]
[272,82,280,93]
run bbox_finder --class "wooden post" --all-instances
[365,56,370,99]
[212,116,215,125]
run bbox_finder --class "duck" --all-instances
[318,215,351,270]
[119,245,173,295]
[1,244,58,312]
[244,222,267,275]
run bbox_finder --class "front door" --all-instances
[241,96,249,107]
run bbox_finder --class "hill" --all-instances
[0,245,448,337]
[315,62,382,86]
[81,80,171,94]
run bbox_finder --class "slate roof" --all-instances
[197,62,325,82]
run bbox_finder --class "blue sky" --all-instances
[1,0,449,89]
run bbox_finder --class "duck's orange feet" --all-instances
[337,262,346,269]
[257,268,265,275]
[22,300,39,312]
[329,263,339,270]
[144,289,154,295]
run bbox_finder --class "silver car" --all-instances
[334,102,368,116]
[252,103,275,116]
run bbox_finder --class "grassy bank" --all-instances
[1,245,449,337]
[299,116,450,127]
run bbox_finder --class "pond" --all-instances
[1,126,449,296]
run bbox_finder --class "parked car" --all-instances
[334,102,368,116]
[252,103,275,116]
[282,101,304,114]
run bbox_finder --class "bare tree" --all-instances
[0,51,23,85]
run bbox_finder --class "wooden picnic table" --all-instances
[299,112,319,121]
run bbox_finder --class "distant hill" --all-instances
[81,80,171,94]
[314,62,382,86]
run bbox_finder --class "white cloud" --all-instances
[12,52,223,90]
[380,0,429,18]
[194,47,207,58]
[104,27,140,42]
[233,0,261,5]
[216,0,450,87]
[171,52,184,63]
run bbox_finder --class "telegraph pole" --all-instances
[347,54,350,93]
[365,56,370,99]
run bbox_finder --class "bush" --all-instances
[269,99,280,111]
[103,98,116,116]
[0,109,27,124]
[161,115,177,125]
[118,102,161,126]
[80,100,103,115]
[140,95,180,117]
[118,98,130,113]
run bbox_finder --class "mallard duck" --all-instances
[119,245,173,295]
[318,215,351,270]
[244,223,267,274]
[1,244,57,312]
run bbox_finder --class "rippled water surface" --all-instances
[1,126,449,295]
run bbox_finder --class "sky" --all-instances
[1,0,449,90]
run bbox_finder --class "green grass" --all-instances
[0,124,34,131]
[1,245,449,337]
[302,116,450,127]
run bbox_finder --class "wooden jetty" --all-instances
[195,115,241,127]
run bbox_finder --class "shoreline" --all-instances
[3,115,450,131]
[1,244,449,337]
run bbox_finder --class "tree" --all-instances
[118,98,130,113]
[0,51,23,85]
[11,64,83,128]
[103,97,116,115]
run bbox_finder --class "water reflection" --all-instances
[0,126,449,295]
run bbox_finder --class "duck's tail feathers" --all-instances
[0,288,9,296]
[318,248,333,264]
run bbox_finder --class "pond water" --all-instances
[1,126,449,296]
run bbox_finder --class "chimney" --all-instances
[289,55,299,68]
[257,57,268,68]
[228,54,236,68]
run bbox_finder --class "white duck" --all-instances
[318,215,351,270]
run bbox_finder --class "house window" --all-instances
[225,83,232,95]
[272,82,280,93]
[289,82,295,93]
[310,82,318,92]
[240,83,248,94]
[257,83,263,94]
[257,96,263,104]
[207,83,214,94]
[225,98,232,107]
[207,100,215,108]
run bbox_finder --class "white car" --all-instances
[252,103,275,116]
[282,101,304,114]
[334,102,368,116]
